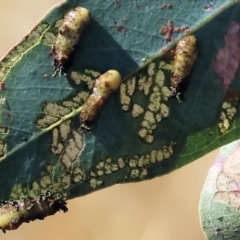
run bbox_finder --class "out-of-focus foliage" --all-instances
[200,140,240,240]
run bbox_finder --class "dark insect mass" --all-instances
[0,191,68,233]
[51,6,91,77]
[170,35,198,99]
[80,70,121,130]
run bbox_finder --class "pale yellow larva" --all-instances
[80,70,122,130]
[52,7,91,77]
[171,35,197,97]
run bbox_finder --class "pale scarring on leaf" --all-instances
[72,91,89,104]
[43,102,71,117]
[148,63,156,76]
[59,120,71,140]
[51,120,71,155]
[36,102,71,129]
[36,115,60,129]
[0,140,5,158]
[88,142,176,186]
[88,157,126,189]
[218,94,239,134]
[9,163,85,201]
[40,175,52,189]
[126,77,136,95]
[120,76,137,111]
[90,179,103,189]
[138,76,153,95]
[51,128,64,155]
[62,100,80,109]
[72,167,85,183]
[92,157,119,178]
[62,174,71,190]
[0,23,49,80]
[119,61,171,144]
[124,141,176,181]
[41,32,56,46]
[60,130,84,172]
[131,104,144,118]
[120,83,132,111]
[118,158,127,169]
[9,184,27,200]
[70,70,99,89]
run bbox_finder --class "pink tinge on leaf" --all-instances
[212,21,240,91]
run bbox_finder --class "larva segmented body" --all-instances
[52,7,91,77]
[0,191,67,233]
[171,35,197,97]
[80,70,122,130]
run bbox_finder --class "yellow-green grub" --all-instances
[52,7,91,76]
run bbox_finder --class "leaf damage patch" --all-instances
[88,141,176,189]
[60,130,84,172]
[36,102,71,129]
[0,23,49,81]
[51,120,71,155]
[218,91,240,134]
[124,141,176,181]
[70,70,98,89]
[120,60,171,143]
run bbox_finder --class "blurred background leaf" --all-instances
[200,140,240,240]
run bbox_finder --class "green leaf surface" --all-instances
[199,140,240,240]
[0,0,239,206]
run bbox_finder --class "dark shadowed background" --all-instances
[0,1,215,239]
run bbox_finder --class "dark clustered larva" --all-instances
[51,6,91,77]
[80,70,121,130]
[170,35,198,99]
[0,191,68,233]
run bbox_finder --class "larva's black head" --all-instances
[170,76,190,102]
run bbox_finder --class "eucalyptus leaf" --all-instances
[0,0,239,233]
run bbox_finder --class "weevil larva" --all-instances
[52,7,91,77]
[171,35,197,98]
[80,70,121,130]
